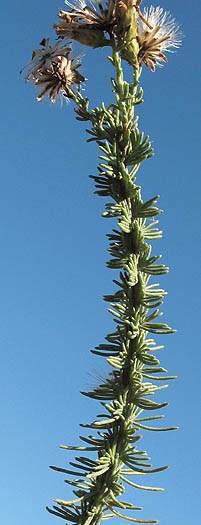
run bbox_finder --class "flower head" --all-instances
[136,6,182,71]
[54,0,116,47]
[64,0,116,27]
[20,38,85,102]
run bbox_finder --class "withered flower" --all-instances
[64,0,116,27]
[137,5,182,71]
[54,0,117,47]
[20,38,85,102]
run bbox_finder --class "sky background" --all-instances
[1,1,200,524]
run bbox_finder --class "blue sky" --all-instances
[1,0,200,524]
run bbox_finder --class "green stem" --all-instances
[47,49,174,525]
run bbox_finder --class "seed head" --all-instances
[20,38,85,102]
[137,5,182,71]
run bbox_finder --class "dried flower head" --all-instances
[54,0,116,46]
[64,0,116,28]
[20,38,85,102]
[137,5,182,71]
